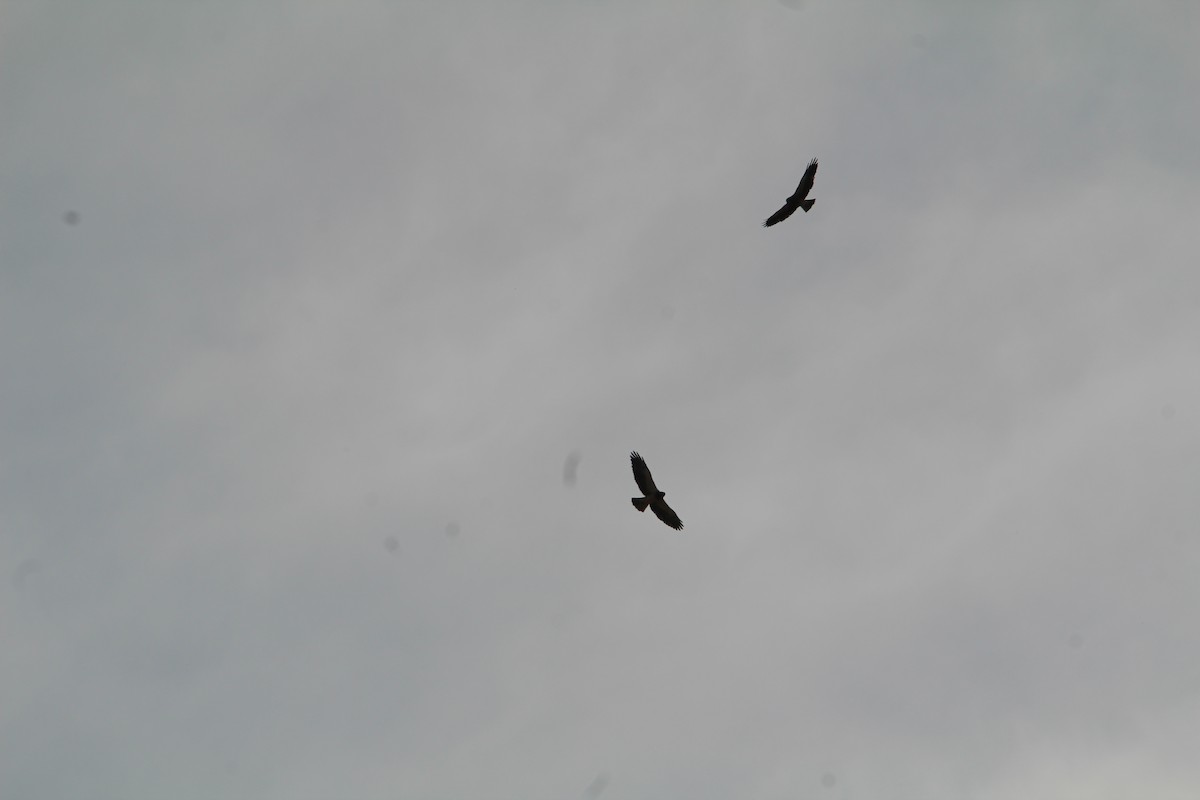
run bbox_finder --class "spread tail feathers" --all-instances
[799,198,815,212]
[632,497,650,512]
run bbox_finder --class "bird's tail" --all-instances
[632,497,650,512]
[799,198,815,212]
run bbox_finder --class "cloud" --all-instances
[2,2,1199,798]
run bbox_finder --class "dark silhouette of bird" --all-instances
[763,158,818,227]
[630,451,683,530]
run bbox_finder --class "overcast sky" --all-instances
[3,2,1200,798]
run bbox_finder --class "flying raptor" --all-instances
[763,158,818,227]
[630,451,683,530]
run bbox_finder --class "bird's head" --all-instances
[656,491,666,499]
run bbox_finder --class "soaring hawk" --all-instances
[630,451,683,531]
[763,158,818,227]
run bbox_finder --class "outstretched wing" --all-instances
[794,158,818,198]
[763,202,797,227]
[630,451,658,496]
[649,497,684,530]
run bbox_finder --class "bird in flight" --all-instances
[763,158,818,227]
[630,451,683,530]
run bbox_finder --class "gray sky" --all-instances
[3,2,1199,798]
